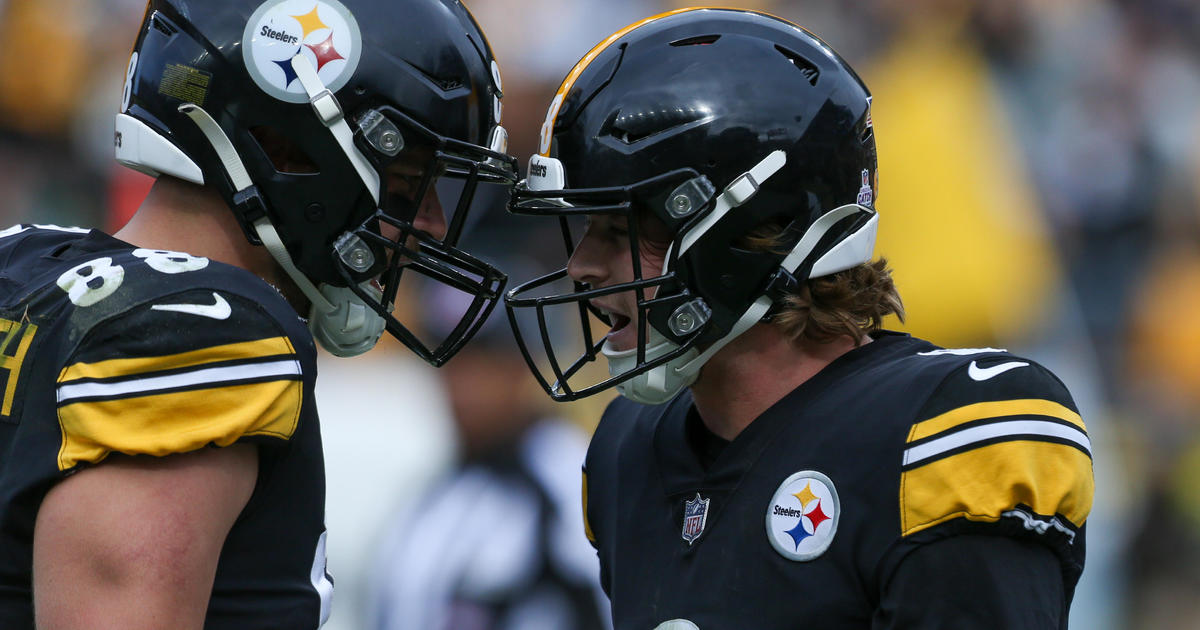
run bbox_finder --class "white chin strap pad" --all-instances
[309,283,386,357]
[255,218,385,358]
[602,329,700,405]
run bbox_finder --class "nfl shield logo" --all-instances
[682,493,710,545]
[856,169,874,206]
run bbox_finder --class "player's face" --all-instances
[376,158,448,275]
[566,213,668,351]
[384,160,447,240]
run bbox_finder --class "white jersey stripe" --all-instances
[57,359,302,403]
[903,419,1092,467]
[310,530,334,626]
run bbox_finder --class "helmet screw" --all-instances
[668,298,711,336]
[672,311,696,333]
[357,108,404,157]
[665,177,714,218]
[672,194,692,216]
[379,130,401,153]
[334,233,377,272]
[349,248,370,270]
[305,203,325,223]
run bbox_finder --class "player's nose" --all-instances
[414,187,447,240]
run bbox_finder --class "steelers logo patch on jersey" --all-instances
[766,470,840,561]
[654,621,700,630]
[242,0,363,103]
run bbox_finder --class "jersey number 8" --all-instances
[56,250,210,307]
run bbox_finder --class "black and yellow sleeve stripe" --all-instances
[55,336,303,471]
[900,394,1094,541]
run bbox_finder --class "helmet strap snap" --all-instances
[677,149,787,256]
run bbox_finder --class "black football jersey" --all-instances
[0,225,332,629]
[583,332,1093,629]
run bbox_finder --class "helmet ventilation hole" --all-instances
[410,63,464,92]
[607,105,713,145]
[150,13,178,36]
[670,34,721,47]
[775,45,819,86]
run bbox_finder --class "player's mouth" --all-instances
[608,313,631,334]
[594,302,636,350]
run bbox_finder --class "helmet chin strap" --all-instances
[178,88,385,357]
[290,54,380,204]
[601,150,787,404]
[255,219,385,357]
[603,149,877,405]
[602,330,699,405]
[287,53,388,356]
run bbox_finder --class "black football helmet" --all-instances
[117,0,518,364]
[506,8,879,402]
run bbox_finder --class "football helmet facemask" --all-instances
[505,8,879,402]
[118,0,518,364]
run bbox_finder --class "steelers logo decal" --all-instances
[242,0,362,103]
[766,470,840,561]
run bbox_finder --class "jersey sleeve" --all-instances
[895,356,1093,583]
[54,288,305,472]
[873,534,1067,629]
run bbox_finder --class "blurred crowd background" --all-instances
[3,0,1198,628]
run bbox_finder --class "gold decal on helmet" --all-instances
[157,64,211,106]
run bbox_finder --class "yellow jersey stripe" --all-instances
[908,399,1083,443]
[900,439,1094,536]
[58,336,295,383]
[57,378,303,471]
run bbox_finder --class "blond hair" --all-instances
[773,259,904,345]
[740,223,904,345]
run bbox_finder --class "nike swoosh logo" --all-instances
[151,292,231,320]
[968,360,1029,381]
